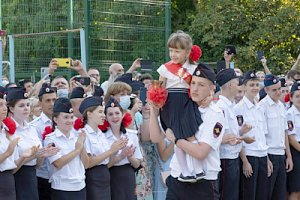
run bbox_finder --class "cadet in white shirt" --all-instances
[104,97,143,200]
[0,86,30,200]
[234,71,269,200]
[150,63,225,200]
[216,69,244,200]
[259,74,293,200]
[44,98,89,200]
[7,87,59,200]
[30,83,57,200]
[78,96,127,200]
[286,81,300,200]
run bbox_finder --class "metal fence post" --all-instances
[80,29,87,70]
[8,35,14,82]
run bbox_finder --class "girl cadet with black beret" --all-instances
[44,98,89,200]
[7,87,59,200]
[78,96,127,200]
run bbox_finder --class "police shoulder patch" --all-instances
[236,115,244,126]
[213,122,223,138]
[287,121,294,131]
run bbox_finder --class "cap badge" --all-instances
[45,88,50,92]
[111,102,115,107]
[250,73,254,78]
[69,108,73,113]
[196,70,201,76]
[273,79,277,83]
[24,93,28,98]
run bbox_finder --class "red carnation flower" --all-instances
[74,118,84,131]
[42,126,53,140]
[3,117,16,135]
[147,80,168,108]
[98,120,110,132]
[189,45,202,62]
[122,112,132,128]
[284,93,290,103]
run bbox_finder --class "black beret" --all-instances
[6,87,28,101]
[115,73,132,84]
[79,96,103,114]
[225,45,237,55]
[279,78,287,88]
[193,63,216,84]
[38,83,56,97]
[104,96,120,113]
[53,98,73,113]
[93,85,104,97]
[216,68,237,87]
[242,71,257,84]
[129,81,144,92]
[264,74,280,87]
[69,87,86,99]
[0,86,7,100]
[291,80,300,93]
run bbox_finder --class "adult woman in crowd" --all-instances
[78,96,127,200]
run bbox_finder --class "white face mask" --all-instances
[57,88,69,98]
[119,95,131,110]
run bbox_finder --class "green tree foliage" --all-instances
[177,0,300,74]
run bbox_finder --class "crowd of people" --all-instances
[0,30,300,200]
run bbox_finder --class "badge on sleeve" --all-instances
[213,122,223,138]
[287,121,294,131]
[236,115,244,126]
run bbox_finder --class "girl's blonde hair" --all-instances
[167,30,193,51]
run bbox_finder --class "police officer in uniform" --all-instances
[150,63,225,200]
[258,74,293,200]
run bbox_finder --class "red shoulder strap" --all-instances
[164,61,192,85]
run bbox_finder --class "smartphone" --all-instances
[225,45,236,55]
[53,58,71,67]
[0,30,6,37]
[141,60,153,71]
[140,87,147,106]
[74,77,91,86]
[257,50,264,62]
[229,61,234,69]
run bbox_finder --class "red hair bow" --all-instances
[3,117,16,136]
[122,112,132,128]
[42,126,53,140]
[189,45,202,62]
[74,118,84,131]
[98,120,110,132]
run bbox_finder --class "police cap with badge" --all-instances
[193,63,216,84]
[53,98,73,113]
[6,87,28,101]
[242,70,258,84]
[0,86,7,100]
[263,74,280,87]
[79,96,104,115]
[216,68,237,87]
[38,83,56,97]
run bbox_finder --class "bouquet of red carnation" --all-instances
[74,118,84,131]
[122,112,132,128]
[147,80,168,108]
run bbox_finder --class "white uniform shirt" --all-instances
[105,128,143,166]
[259,95,287,155]
[30,112,52,179]
[0,129,19,171]
[83,124,110,165]
[170,103,225,180]
[157,60,197,89]
[216,95,242,159]
[234,96,268,157]
[286,105,300,141]
[11,118,42,166]
[44,129,85,191]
